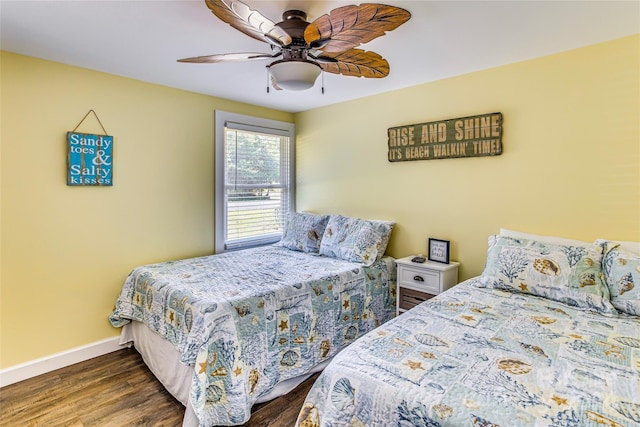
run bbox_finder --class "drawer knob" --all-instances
[413,275,424,282]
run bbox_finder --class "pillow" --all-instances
[601,241,640,316]
[617,241,640,255]
[274,212,329,253]
[500,229,640,255]
[596,239,640,255]
[499,228,592,248]
[319,215,394,266]
[478,235,617,315]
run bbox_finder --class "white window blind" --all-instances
[215,112,295,252]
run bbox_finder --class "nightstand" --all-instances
[395,255,460,316]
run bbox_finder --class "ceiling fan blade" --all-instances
[305,4,410,53]
[318,49,390,78]
[178,52,279,63]
[204,0,292,46]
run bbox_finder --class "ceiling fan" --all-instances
[178,0,411,91]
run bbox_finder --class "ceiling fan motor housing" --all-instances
[282,10,307,21]
[275,10,309,47]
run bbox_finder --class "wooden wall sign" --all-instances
[388,112,503,162]
[67,132,113,186]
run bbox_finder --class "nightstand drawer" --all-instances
[398,266,440,293]
[399,287,435,311]
[395,256,460,317]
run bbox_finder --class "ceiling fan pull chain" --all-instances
[321,71,324,95]
[266,69,270,93]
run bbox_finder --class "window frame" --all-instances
[214,111,295,253]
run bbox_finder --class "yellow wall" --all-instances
[295,35,640,280]
[1,35,638,370]
[0,52,293,368]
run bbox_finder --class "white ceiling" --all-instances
[1,1,638,113]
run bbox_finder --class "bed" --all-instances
[297,231,640,427]
[109,213,396,426]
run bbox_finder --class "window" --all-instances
[215,111,295,252]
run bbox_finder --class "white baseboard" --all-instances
[0,336,124,388]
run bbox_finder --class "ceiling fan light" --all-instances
[269,60,321,91]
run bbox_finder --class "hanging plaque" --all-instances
[388,112,503,162]
[66,132,113,186]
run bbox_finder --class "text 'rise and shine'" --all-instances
[387,113,503,161]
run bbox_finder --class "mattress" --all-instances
[297,278,640,426]
[110,245,396,426]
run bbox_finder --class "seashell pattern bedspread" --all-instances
[109,245,396,426]
[297,278,640,427]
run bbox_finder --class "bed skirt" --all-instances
[119,321,332,426]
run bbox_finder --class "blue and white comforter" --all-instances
[109,245,396,426]
[297,278,640,427]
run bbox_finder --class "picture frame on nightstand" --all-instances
[428,238,450,264]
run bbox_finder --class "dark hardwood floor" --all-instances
[0,348,318,426]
